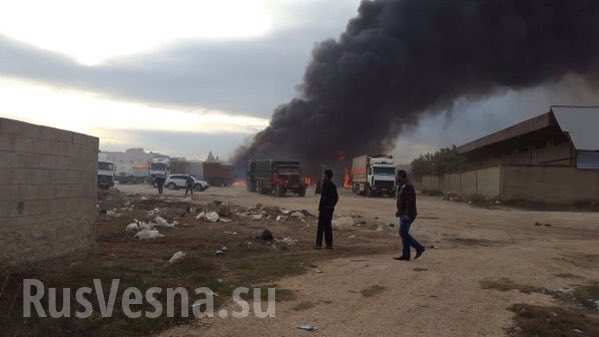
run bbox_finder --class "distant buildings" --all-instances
[99,148,160,177]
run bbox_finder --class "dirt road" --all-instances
[118,184,599,337]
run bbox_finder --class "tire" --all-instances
[276,186,285,197]
[298,188,306,197]
[167,182,176,190]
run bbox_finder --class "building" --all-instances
[420,106,599,204]
[99,148,163,178]
[457,105,599,169]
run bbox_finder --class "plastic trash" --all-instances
[125,222,139,232]
[206,212,220,222]
[135,229,164,240]
[297,324,318,331]
[155,216,175,228]
[168,251,186,264]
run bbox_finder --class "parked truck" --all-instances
[351,155,397,197]
[247,160,307,197]
[97,161,115,189]
[203,162,232,187]
[149,157,170,185]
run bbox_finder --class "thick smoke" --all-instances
[235,0,599,175]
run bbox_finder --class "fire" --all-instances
[232,179,247,188]
[343,168,352,189]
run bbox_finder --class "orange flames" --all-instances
[343,168,352,189]
[232,179,247,188]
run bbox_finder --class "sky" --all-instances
[1,0,598,162]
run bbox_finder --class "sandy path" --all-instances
[118,185,599,337]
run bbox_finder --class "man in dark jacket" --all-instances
[394,170,425,261]
[315,169,338,249]
[155,174,166,195]
[185,175,195,197]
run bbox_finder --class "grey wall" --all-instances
[0,118,98,264]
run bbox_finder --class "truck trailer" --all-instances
[247,160,306,197]
[203,162,232,187]
[351,155,397,197]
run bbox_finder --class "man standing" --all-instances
[185,175,195,197]
[155,174,166,195]
[316,169,338,249]
[394,170,425,261]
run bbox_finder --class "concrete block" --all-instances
[0,135,16,151]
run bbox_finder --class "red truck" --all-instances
[247,160,306,197]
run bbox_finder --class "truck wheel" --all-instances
[366,186,374,197]
[298,188,306,197]
[276,186,285,197]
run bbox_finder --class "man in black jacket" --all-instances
[316,169,338,249]
[394,170,425,261]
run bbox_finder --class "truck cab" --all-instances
[97,161,115,189]
[368,157,397,196]
[352,154,397,197]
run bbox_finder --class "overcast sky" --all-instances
[1,0,597,162]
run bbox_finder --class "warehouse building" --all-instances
[420,106,599,204]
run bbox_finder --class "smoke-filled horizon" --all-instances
[234,0,599,175]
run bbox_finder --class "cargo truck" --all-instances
[203,162,232,187]
[97,161,115,189]
[247,160,306,197]
[149,157,170,185]
[351,155,397,197]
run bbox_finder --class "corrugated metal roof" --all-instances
[457,112,555,154]
[551,105,599,151]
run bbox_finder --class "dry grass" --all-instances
[508,304,599,337]
[0,194,395,337]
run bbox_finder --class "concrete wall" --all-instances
[420,165,599,204]
[502,166,599,204]
[0,118,98,264]
[421,166,501,198]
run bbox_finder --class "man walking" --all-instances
[394,170,425,261]
[316,169,338,249]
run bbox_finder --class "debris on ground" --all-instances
[257,229,274,242]
[332,216,355,228]
[155,216,176,228]
[125,222,139,232]
[290,211,305,219]
[276,237,298,246]
[206,211,220,222]
[297,324,318,332]
[215,249,225,256]
[135,229,165,240]
[168,251,186,264]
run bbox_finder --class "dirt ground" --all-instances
[114,184,599,337]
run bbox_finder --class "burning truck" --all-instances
[247,160,307,197]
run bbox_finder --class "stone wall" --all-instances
[0,118,98,264]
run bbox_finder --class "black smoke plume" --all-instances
[234,0,599,175]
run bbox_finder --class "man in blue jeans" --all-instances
[394,170,425,261]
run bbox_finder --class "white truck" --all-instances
[97,161,115,189]
[149,157,170,185]
[351,155,397,197]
